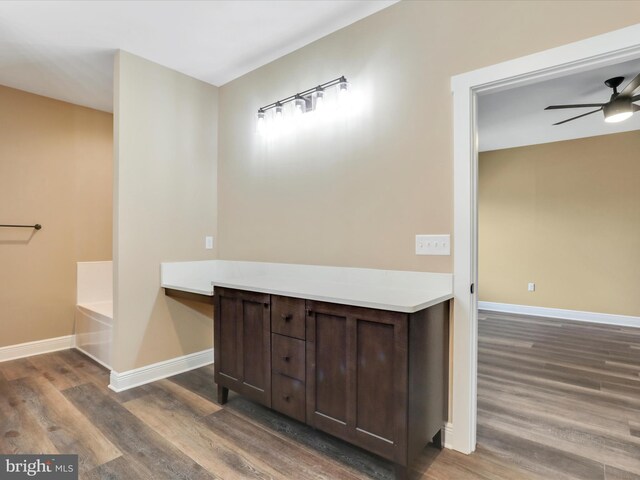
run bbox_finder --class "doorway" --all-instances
[449,23,640,455]
[473,56,640,475]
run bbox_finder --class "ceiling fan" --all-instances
[545,73,640,125]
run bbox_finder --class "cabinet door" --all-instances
[305,301,408,463]
[214,288,271,407]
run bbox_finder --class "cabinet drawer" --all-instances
[271,295,305,340]
[271,334,305,382]
[272,373,305,422]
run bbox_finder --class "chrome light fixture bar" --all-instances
[257,76,348,120]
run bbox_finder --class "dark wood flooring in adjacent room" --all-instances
[0,311,639,479]
[477,310,640,480]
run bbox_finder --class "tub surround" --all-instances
[160,260,453,313]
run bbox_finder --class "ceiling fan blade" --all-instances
[553,108,602,126]
[545,103,604,110]
[620,72,640,97]
[633,94,640,103]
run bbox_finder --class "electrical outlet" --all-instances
[528,282,535,292]
[415,234,451,255]
[205,236,214,250]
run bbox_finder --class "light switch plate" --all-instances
[205,236,214,250]
[416,234,450,256]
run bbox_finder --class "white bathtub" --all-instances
[75,261,112,369]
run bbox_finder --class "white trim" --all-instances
[452,23,640,455]
[442,422,454,449]
[451,78,478,455]
[479,302,640,328]
[0,335,76,363]
[108,348,214,392]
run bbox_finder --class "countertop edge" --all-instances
[161,283,213,296]
[211,281,453,313]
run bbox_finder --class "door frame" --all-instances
[449,23,640,454]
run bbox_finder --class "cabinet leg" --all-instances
[217,385,229,405]
[394,464,408,480]
[431,428,443,450]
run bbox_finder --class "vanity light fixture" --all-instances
[256,75,349,125]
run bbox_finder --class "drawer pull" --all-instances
[283,355,291,362]
[281,313,292,322]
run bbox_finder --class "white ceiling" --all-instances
[478,57,640,152]
[0,0,397,112]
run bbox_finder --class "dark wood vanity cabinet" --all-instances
[213,288,271,406]
[214,287,448,479]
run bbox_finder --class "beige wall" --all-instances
[479,132,640,317]
[218,1,640,272]
[113,51,218,372]
[0,85,112,348]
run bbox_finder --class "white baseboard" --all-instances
[0,335,76,363]
[109,348,214,392]
[442,422,454,449]
[479,301,640,328]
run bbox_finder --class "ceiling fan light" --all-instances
[604,111,633,123]
[603,98,633,123]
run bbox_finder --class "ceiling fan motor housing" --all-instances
[603,96,633,121]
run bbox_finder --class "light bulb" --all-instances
[257,110,266,134]
[294,96,305,116]
[314,87,325,111]
[338,76,349,102]
[275,103,283,120]
[604,111,633,123]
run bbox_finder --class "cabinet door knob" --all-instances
[281,313,292,322]
[283,356,290,362]
[283,395,290,402]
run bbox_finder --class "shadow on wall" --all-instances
[0,228,40,245]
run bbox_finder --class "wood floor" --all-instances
[477,311,640,480]
[0,311,638,479]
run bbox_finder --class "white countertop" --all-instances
[160,260,453,313]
